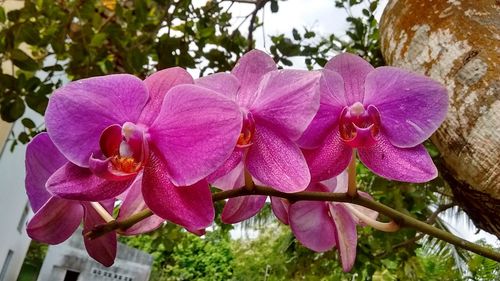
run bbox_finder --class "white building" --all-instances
[0,2,37,280]
[0,117,33,281]
[37,231,152,281]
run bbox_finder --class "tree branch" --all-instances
[86,186,500,262]
[247,0,270,51]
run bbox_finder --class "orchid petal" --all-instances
[210,160,245,191]
[149,84,242,186]
[231,49,277,108]
[27,197,83,244]
[306,181,330,193]
[195,72,240,100]
[25,133,67,212]
[270,197,290,225]
[207,149,244,187]
[139,67,194,125]
[318,173,343,193]
[99,124,122,158]
[363,67,448,147]
[47,162,133,201]
[347,191,378,226]
[118,175,164,235]
[45,74,148,167]
[325,53,374,104]
[329,204,358,272]
[303,130,352,182]
[297,69,347,149]
[82,201,117,267]
[298,69,347,148]
[221,195,267,224]
[246,125,310,193]
[251,70,320,140]
[358,134,437,182]
[142,150,214,230]
[289,201,336,252]
[187,228,206,236]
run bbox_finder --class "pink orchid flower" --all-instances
[299,53,448,182]
[25,133,164,266]
[195,50,321,223]
[43,67,243,230]
[271,172,378,272]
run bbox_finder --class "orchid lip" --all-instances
[338,104,380,148]
[97,123,149,176]
[236,111,256,148]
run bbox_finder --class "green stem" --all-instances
[86,186,500,262]
[347,151,357,197]
[85,208,154,240]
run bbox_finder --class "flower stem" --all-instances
[213,186,500,261]
[347,151,357,197]
[85,208,154,240]
[86,186,500,262]
[90,202,115,223]
[244,169,254,191]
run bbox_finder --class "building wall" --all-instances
[0,112,37,281]
[0,121,12,155]
[0,2,34,281]
[37,231,152,281]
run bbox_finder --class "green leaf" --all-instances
[11,49,39,71]
[21,118,36,129]
[0,74,17,90]
[292,28,301,41]
[314,57,327,66]
[281,57,293,66]
[18,22,41,45]
[90,33,108,47]
[42,64,64,72]
[7,10,20,22]
[199,26,215,38]
[25,94,48,115]
[270,0,279,13]
[24,76,41,91]
[18,132,30,144]
[0,7,6,23]
[304,31,316,39]
[1,97,25,122]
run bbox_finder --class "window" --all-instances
[0,250,14,281]
[17,203,29,233]
[63,270,80,281]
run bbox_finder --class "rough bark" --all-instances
[379,0,500,237]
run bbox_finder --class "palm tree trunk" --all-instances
[379,0,500,237]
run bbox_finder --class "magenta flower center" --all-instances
[100,122,148,174]
[236,112,256,148]
[339,102,380,148]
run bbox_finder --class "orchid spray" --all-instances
[25,50,485,270]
